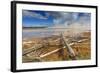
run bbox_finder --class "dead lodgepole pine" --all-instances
[60,33,77,60]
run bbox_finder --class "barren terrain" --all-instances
[22,31,91,63]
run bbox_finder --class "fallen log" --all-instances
[23,44,43,56]
[60,33,77,60]
[39,48,61,58]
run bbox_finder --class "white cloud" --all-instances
[23,10,91,29]
[51,12,90,29]
[22,10,48,19]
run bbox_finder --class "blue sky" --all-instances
[22,10,91,28]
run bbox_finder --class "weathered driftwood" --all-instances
[23,33,77,60]
[60,33,77,60]
[23,44,43,56]
[40,48,62,58]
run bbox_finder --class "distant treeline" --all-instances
[23,27,47,29]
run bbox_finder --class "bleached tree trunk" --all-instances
[60,33,77,60]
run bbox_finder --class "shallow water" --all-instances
[22,28,66,39]
[22,28,90,39]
